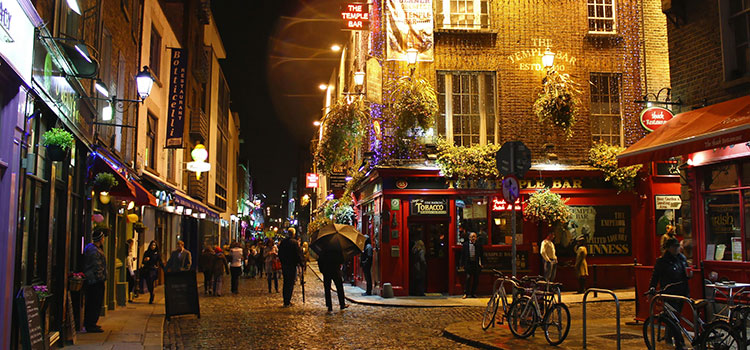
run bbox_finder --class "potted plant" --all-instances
[524,188,572,227]
[314,98,369,174]
[589,142,643,193]
[533,71,581,138]
[41,128,74,161]
[69,272,85,292]
[387,76,438,136]
[133,221,147,233]
[93,173,118,192]
[32,285,52,311]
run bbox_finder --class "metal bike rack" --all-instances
[582,288,621,350]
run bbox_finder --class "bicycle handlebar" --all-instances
[644,281,685,296]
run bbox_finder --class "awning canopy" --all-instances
[617,96,750,167]
[89,152,135,198]
[132,180,157,206]
[173,193,219,219]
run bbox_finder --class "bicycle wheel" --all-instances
[729,306,750,347]
[643,314,679,350]
[508,296,537,338]
[482,289,500,330]
[543,303,571,346]
[698,321,742,350]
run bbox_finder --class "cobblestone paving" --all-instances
[164,270,481,350]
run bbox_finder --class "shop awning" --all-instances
[173,193,220,219]
[131,180,158,206]
[617,96,750,167]
[89,152,135,198]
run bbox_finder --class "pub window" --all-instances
[149,26,162,78]
[166,148,176,183]
[587,0,616,34]
[456,197,488,245]
[705,192,741,261]
[436,0,490,30]
[719,0,750,80]
[704,164,738,191]
[701,160,750,262]
[437,71,497,147]
[490,199,523,245]
[590,73,622,146]
[145,113,157,171]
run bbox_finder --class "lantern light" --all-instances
[187,143,210,179]
[406,48,419,65]
[542,48,556,69]
[95,80,110,97]
[102,102,113,122]
[99,191,111,204]
[136,66,155,100]
[127,201,135,210]
[353,71,366,87]
[66,0,81,15]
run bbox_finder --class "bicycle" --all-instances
[482,270,524,330]
[643,281,742,350]
[507,278,571,345]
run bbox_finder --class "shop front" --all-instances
[353,166,676,297]
[619,96,750,321]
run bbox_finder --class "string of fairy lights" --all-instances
[336,0,664,169]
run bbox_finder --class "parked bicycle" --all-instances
[482,270,528,330]
[507,278,571,345]
[643,281,742,350]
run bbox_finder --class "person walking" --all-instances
[142,240,164,304]
[649,238,692,349]
[410,240,427,296]
[278,228,302,306]
[255,244,264,279]
[83,227,108,333]
[360,235,373,296]
[212,247,229,296]
[264,240,279,293]
[199,247,215,295]
[166,240,192,272]
[229,242,244,294]
[125,239,138,302]
[318,249,348,313]
[460,232,483,298]
[574,236,589,294]
[541,232,558,282]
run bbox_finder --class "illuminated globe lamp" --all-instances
[136,66,155,100]
[99,191,111,204]
[542,48,556,70]
[187,143,211,180]
[127,213,139,223]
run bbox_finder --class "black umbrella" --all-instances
[310,223,366,260]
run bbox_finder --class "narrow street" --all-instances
[163,269,480,349]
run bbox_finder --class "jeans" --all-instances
[267,271,278,293]
[230,267,242,293]
[282,265,297,305]
[203,271,213,294]
[84,281,105,328]
[544,261,558,281]
[321,264,346,310]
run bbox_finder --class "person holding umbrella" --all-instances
[310,223,366,313]
[318,248,348,313]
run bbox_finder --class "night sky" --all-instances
[212,1,347,203]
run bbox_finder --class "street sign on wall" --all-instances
[305,173,319,188]
[496,141,532,178]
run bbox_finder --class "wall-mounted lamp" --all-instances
[186,143,211,180]
[542,48,555,69]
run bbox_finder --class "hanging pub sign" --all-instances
[166,48,187,148]
[410,197,448,216]
[386,0,434,61]
[341,2,369,30]
[640,106,674,132]
[305,173,319,188]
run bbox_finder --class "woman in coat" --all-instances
[212,247,229,296]
[142,241,164,304]
[199,247,216,295]
[264,240,279,293]
[574,237,589,294]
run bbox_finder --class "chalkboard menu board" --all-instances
[16,286,47,350]
[164,271,200,319]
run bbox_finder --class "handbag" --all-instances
[272,257,282,271]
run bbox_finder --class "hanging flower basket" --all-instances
[524,188,572,227]
[533,71,581,138]
[589,142,643,193]
[42,128,74,161]
[69,273,85,292]
[314,99,369,175]
[93,172,119,192]
[387,76,438,135]
[133,221,147,233]
[435,138,501,181]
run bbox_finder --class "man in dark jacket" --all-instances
[199,247,215,294]
[318,249,348,312]
[278,228,303,307]
[460,232,483,298]
[649,238,692,349]
[83,227,108,333]
[166,240,192,272]
[360,235,373,296]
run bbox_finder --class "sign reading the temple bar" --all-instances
[305,173,319,188]
[640,107,674,132]
[16,286,46,350]
[410,198,448,216]
[166,48,187,148]
[341,2,369,30]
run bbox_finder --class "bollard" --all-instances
[382,283,394,298]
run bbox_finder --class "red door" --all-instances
[408,221,449,294]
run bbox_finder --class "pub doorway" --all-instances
[408,220,449,295]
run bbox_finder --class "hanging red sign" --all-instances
[341,2,369,30]
[639,106,675,132]
[306,173,319,188]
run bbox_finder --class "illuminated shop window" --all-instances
[437,71,497,147]
[436,0,490,30]
[590,73,622,146]
[587,0,617,34]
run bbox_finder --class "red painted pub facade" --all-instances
[351,164,680,296]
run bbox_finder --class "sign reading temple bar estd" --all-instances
[166,48,187,148]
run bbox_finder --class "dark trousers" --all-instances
[363,264,372,294]
[282,265,297,305]
[464,262,480,296]
[84,281,105,328]
[144,268,158,303]
[267,271,278,293]
[126,271,135,295]
[321,264,346,310]
[666,300,685,347]
[203,271,213,293]
[230,267,242,293]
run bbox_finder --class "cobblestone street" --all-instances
[163,270,481,349]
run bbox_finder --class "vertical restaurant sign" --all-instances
[386,0,433,61]
[166,48,187,148]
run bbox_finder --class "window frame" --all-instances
[436,0,490,30]
[700,160,750,262]
[587,0,617,34]
[719,0,750,81]
[437,70,497,147]
[149,25,162,78]
[589,72,623,146]
[145,113,158,172]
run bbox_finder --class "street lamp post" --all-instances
[91,66,156,128]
